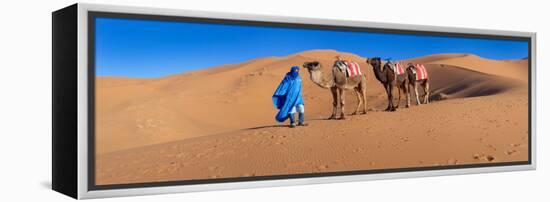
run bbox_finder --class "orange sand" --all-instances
[95,50,529,185]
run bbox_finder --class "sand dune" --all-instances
[426,64,525,99]
[407,54,528,82]
[95,50,529,185]
[405,53,470,64]
[96,91,528,185]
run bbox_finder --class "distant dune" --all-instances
[406,53,528,81]
[95,50,529,185]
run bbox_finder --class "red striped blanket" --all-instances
[395,62,405,75]
[345,61,362,77]
[414,64,429,80]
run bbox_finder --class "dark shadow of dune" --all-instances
[423,64,524,102]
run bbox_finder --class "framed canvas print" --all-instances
[52,3,536,199]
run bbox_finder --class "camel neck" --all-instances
[372,64,387,83]
[308,69,333,89]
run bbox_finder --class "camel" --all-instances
[303,60,367,120]
[405,63,431,104]
[367,57,411,111]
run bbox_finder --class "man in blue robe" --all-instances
[272,66,307,128]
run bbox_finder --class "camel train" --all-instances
[303,56,430,119]
[367,57,430,111]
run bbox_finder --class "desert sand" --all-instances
[95,50,529,185]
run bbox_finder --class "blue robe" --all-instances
[272,67,304,122]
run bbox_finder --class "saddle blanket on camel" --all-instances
[393,62,406,75]
[414,64,429,80]
[336,60,362,77]
[386,62,406,82]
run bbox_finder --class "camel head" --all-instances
[302,61,335,89]
[406,63,417,74]
[406,63,415,70]
[367,57,382,71]
[303,61,321,73]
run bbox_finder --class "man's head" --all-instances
[291,66,300,72]
[290,66,300,78]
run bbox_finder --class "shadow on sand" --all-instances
[243,117,347,130]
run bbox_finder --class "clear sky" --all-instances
[95,17,529,78]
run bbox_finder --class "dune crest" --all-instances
[418,54,527,81]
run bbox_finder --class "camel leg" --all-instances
[339,88,346,119]
[402,83,408,108]
[405,83,411,108]
[329,87,338,119]
[395,85,401,109]
[363,76,368,114]
[423,81,430,104]
[396,82,406,109]
[384,85,392,111]
[413,82,421,105]
[353,88,362,115]
[356,78,368,115]
[362,87,368,114]
[389,85,396,111]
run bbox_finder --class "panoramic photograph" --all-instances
[93,17,530,185]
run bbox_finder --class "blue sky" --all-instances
[95,17,529,78]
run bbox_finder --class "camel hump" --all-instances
[386,62,405,75]
[338,60,363,78]
[335,60,347,72]
[394,62,406,75]
[414,64,429,80]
